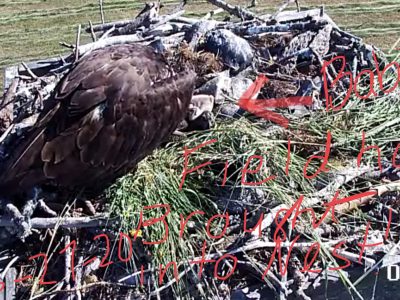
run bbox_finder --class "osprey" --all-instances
[0,43,196,197]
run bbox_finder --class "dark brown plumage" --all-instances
[0,43,196,196]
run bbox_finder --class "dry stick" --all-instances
[0,124,14,144]
[304,165,372,207]
[152,265,161,300]
[99,25,116,40]
[184,238,363,269]
[220,236,360,258]
[249,0,257,8]
[63,235,72,300]
[99,0,105,24]
[120,265,201,296]
[352,55,358,80]
[140,9,185,33]
[306,176,400,224]
[87,2,160,34]
[59,42,74,49]
[353,240,400,287]
[295,0,300,12]
[201,8,224,20]
[243,254,288,292]
[332,180,400,216]
[258,8,324,24]
[4,267,16,300]
[242,169,393,251]
[0,256,19,280]
[118,268,151,283]
[0,77,17,132]
[149,266,192,297]
[272,0,301,19]
[75,24,82,62]
[0,215,112,229]
[59,54,67,65]
[170,16,198,24]
[37,200,57,217]
[206,0,258,21]
[88,20,97,42]
[30,203,77,298]
[87,19,134,33]
[74,256,84,300]
[328,247,375,267]
[77,34,149,57]
[280,225,293,300]
[1,77,19,107]
[31,281,134,299]
[272,0,290,18]
[21,62,38,80]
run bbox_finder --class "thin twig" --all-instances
[99,0,105,24]
[0,114,14,140]
[295,0,300,12]
[21,62,38,80]
[37,199,57,217]
[59,42,74,49]
[74,256,84,300]
[0,256,19,280]
[99,25,116,40]
[75,24,82,61]
[88,20,97,42]
[149,266,192,297]
[63,234,72,300]
[206,0,258,21]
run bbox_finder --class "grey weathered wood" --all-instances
[77,34,147,56]
[261,8,338,27]
[5,267,16,300]
[206,0,258,20]
[144,22,187,38]
[0,215,113,229]
[1,78,18,108]
[3,67,18,92]
[14,56,71,78]
[86,18,136,33]
[238,19,328,36]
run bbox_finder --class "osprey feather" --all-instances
[0,44,196,196]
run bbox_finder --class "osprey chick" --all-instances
[0,44,196,196]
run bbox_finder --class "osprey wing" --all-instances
[0,44,195,194]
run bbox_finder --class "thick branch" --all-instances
[0,215,115,229]
[77,34,148,56]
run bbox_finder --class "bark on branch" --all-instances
[0,215,115,229]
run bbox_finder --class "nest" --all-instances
[1,0,400,299]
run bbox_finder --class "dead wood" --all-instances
[86,2,161,34]
[77,34,147,56]
[0,215,113,229]
[206,0,258,21]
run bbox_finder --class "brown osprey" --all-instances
[0,43,196,197]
